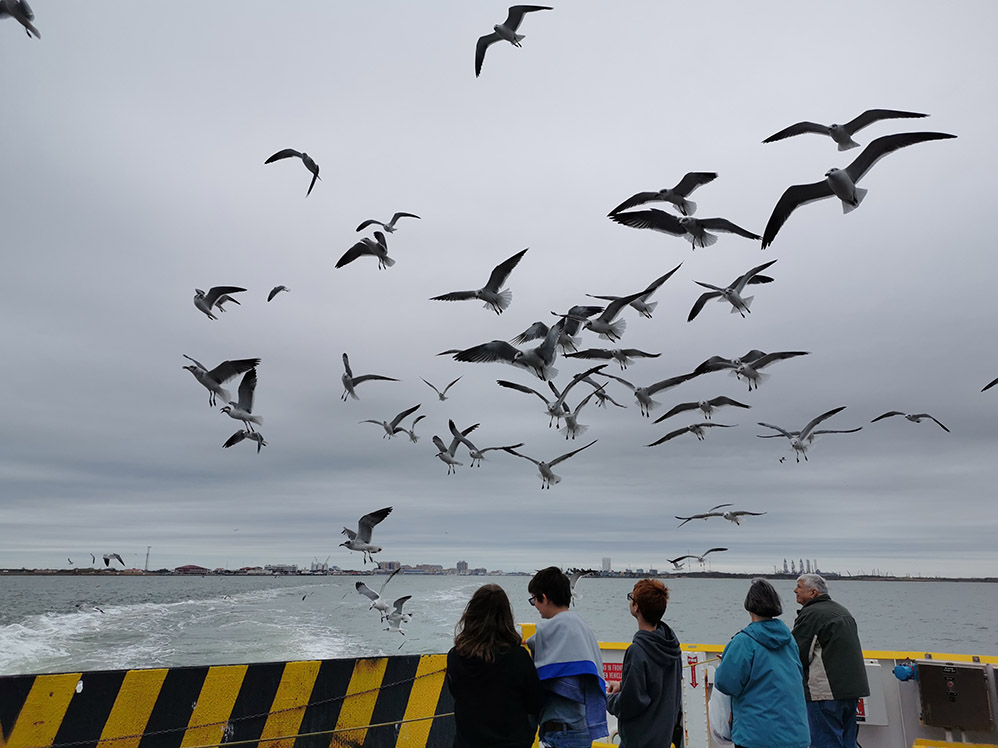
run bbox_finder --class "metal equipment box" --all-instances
[916,662,994,731]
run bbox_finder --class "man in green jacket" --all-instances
[792,574,870,748]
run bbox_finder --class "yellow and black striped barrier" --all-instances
[0,654,454,748]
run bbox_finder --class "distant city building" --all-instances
[457,560,469,575]
[416,564,443,573]
[602,557,611,572]
[805,559,811,574]
[264,563,298,575]
[174,564,210,575]
[471,567,488,575]
[380,560,401,571]
[783,558,789,574]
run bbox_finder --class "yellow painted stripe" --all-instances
[181,665,249,748]
[257,661,321,748]
[862,649,998,663]
[4,673,82,748]
[97,669,169,748]
[330,658,388,748]
[396,655,447,746]
[913,741,998,748]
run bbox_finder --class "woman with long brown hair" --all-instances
[446,584,544,747]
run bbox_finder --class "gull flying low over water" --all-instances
[597,370,701,417]
[688,260,778,321]
[430,248,528,315]
[653,396,750,424]
[667,548,728,570]
[336,231,394,270]
[223,429,268,453]
[421,376,462,401]
[193,286,246,320]
[356,212,420,234]
[453,320,562,381]
[503,440,598,489]
[761,131,957,249]
[567,568,596,604]
[267,285,289,302]
[355,567,402,620]
[695,349,809,391]
[566,348,660,371]
[221,368,263,432]
[360,403,422,439]
[586,264,682,320]
[341,353,399,401]
[183,355,261,407]
[608,173,718,217]
[432,420,480,474]
[448,419,523,467]
[609,209,761,249]
[103,553,124,567]
[871,411,950,432]
[762,108,929,151]
[264,148,320,197]
[647,422,736,447]
[0,0,39,38]
[384,596,413,635]
[341,506,393,564]
[758,406,854,462]
[475,5,553,78]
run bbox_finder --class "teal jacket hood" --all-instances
[742,618,796,650]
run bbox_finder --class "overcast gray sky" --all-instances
[2,2,996,577]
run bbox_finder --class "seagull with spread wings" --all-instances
[341,507,393,564]
[393,414,426,443]
[597,370,702,417]
[694,349,809,391]
[586,264,682,319]
[223,429,268,453]
[758,406,855,462]
[447,420,523,467]
[336,231,394,270]
[475,5,553,78]
[667,548,728,570]
[610,209,761,249]
[340,353,399,401]
[193,286,246,321]
[183,355,261,407]
[430,248,528,315]
[675,504,733,528]
[355,567,402,620]
[647,422,736,447]
[568,290,646,342]
[356,212,420,234]
[432,420,480,474]
[761,131,957,248]
[264,148,320,197]
[452,320,562,381]
[384,595,413,635]
[653,396,750,423]
[871,411,949,432]
[103,553,124,567]
[511,306,603,354]
[421,377,462,401]
[267,286,290,302]
[565,348,660,371]
[608,173,718,217]
[220,368,263,432]
[687,259,778,321]
[497,365,607,428]
[360,403,422,439]
[503,440,598,489]
[567,568,596,604]
[762,108,928,151]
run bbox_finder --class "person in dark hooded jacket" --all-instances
[606,579,683,748]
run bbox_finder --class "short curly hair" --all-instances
[744,578,783,618]
[631,578,669,624]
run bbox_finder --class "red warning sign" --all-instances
[603,662,623,681]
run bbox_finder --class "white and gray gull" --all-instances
[341,353,399,401]
[430,248,528,315]
[223,429,268,453]
[341,506,393,564]
[356,212,420,234]
[687,259,777,321]
[220,368,263,432]
[355,567,402,620]
[502,439,598,489]
[336,231,394,270]
[360,403,422,439]
[607,173,718,217]
[183,355,261,407]
[264,148,320,197]
[871,411,949,432]
[762,108,929,151]
[586,264,682,320]
[610,209,761,249]
[193,286,247,320]
[757,406,855,462]
[475,5,553,78]
[653,396,750,423]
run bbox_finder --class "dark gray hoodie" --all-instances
[605,622,683,748]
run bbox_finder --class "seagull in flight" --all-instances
[668,548,728,569]
[103,553,124,567]
[393,414,426,443]
[674,504,733,528]
[430,248,528,315]
[193,286,247,320]
[497,365,607,427]
[694,349,809,391]
[608,173,718,217]
[597,370,702,417]
[763,108,929,151]
[565,348,661,371]
[647,423,736,447]
[586,264,682,319]
[223,429,268,453]
[360,403,422,439]
[220,368,263,432]
[983,376,998,393]
[384,595,413,635]
[758,406,854,462]
[356,212,420,234]
[511,306,603,354]
[341,507,393,564]
[452,320,562,381]
[421,376,462,401]
[610,209,761,249]
[688,260,778,321]
[558,385,607,440]
[341,353,399,401]
[562,291,646,342]
[264,148,320,197]
[336,231,394,270]
[0,0,40,38]
[267,285,290,302]
[871,411,949,432]
[761,131,957,248]
[432,421,480,474]
[503,440,598,489]
[355,567,402,620]
[567,568,596,604]
[183,355,261,407]
[447,420,523,467]
[653,396,750,424]
[475,5,553,78]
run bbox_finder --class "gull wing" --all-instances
[352,374,399,386]
[336,239,377,268]
[597,290,648,323]
[208,357,261,385]
[511,321,549,345]
[730,512,765,518]
[267,286,286,301]
[497,379,551,404]
[761,180,835,249]
[701,547,728,557]
[708,504,734,512]
[674,171,718,196]
[597,372,635,391]
[306,170,318,197]
[378,567,402,595]
[441,377,462,395]
[710,396,751,409]
[843,108,928,135]
[390,212,420,225]
[871,411,904,423]
[475,32,501,77]
[505,5,553,32]
[757,422,795,439]
[447,420,480,455]
[392,595,412,614]
[341,526,357,540]
[484,247,529,292]
[355,582,380,602]
[750,351,809,370]
[223,430,248,448]
[798,406,847,442]
[688,290,722,322]
[732,259,779,294]
[694,355,736,374]
[913,414,950,432]
[342,353,353,379]
[502,446,540,466]
[265,149,302,163]
[668,554,695,563]
[183,354,208,371]
[235,368,257,411]
[641,263,684,296]
[548,439,598,467]
[389,404,421,430]
[356,219,387,232]
[845,132,956,184]
[205,286,247,307]
[432,435,449,454]
[653,401,698,423]
[431,290,478,302]
[453,340,520,364]
[698,218,761,240]
[762,121,831,143]
[609,209,685,236]
[565,348,615,362]
[608,191,664,216]
[983,376,998,392]
[357,506,393,543]
[646,371,701,396]
[646,427,691,447]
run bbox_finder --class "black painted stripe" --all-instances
[137,666,210,748]
[0,675,36,743]
[362,656,420,748]
[294,658,355,748]
[51,670,128,748]
[424,673,455,748]
[225,661,286,745]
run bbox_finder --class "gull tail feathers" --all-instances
[679,199,696,216]
[600,320,626,341]
[560,423,589,439]
[639,301,658,318]
[382,256,397,267]
[514,33,526,44]
[843,188,867,213]
[492,289,513,313]
[730,296,754,313]
[696,232,719,248]
[837,138,861,151]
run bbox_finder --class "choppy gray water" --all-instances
[1,575,995,675]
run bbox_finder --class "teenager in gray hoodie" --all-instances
[606,579,684,748]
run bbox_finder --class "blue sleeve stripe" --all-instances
[536,660,607,688]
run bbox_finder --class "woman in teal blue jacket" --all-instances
[713,579,810,748]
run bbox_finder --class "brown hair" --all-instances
[744,578,783,618]
[631,578,669,624]
[528,566,572,607]
[454,584,523,663]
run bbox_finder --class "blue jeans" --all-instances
[807,699,859,748]
[539,727,593,748]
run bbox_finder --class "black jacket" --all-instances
[792,594,870,701]
[446,645,544,748]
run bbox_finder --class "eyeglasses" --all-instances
[528,596,536,606]
[626,592,634,601]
